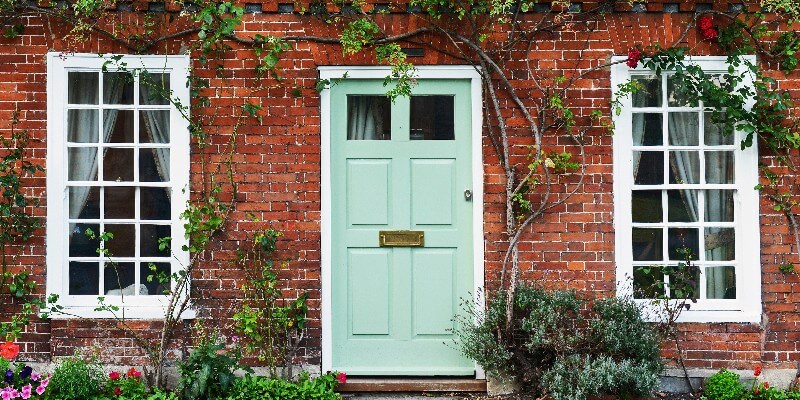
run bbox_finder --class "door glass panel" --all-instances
[347,95,390,140]
[632,190,662,222]
[410,95,455,140]
[632,113,662,146]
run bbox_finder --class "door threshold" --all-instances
[337,378,487,393]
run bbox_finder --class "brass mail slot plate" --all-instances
[379,230,424,247]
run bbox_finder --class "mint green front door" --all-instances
[330,79,474,375]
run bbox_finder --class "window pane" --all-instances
[140,110,170,143]
[704,112,733,146]
[104,186,135,219]
[706,265,736,299]
[632,190,662,222]
[668,112,699,146]
[141,224,171,257]
[104,262,135,295]
[141,262,171,295]
[666,264,699,299]
[667,190,699,222]
[104,110,134,143]
[140,149,170,182]
[706,227,735,261]
[632,76,661,107]
[632,228,662,261]
[632,113,662,146]
[103,148,134,182]
[705,190,734,222]
[668,228,699,261]
[67,109,99,143]
[69,223,100,257]
[69,262,99,295]
[104,224,135,257]
[69,186,100,219]
[667,75,699,107]
[103,72,134,105]
[633,151,663,185]
[140,73,171,105]
[669,151,699,184]
[141,188,171,220]
[68,72,98,104]
[633,266,664,299]
[68,148,98,181]
[410,96,455,140]
[347,95,390,140]
[706,151,734,184]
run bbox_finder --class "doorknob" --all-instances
[464,189,472,201]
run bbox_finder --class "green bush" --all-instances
[703,369,745,400]
[454,285,663,399]
[178,332,249,400]
[44,355,104,400]
[223,372,339,400]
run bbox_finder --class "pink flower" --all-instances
[34,386,44,396]
[109,371,120,380]
[39,376,49,388]
[626,47,641,68]
[20,385,31,400]
[30,373,40,382]
[336,372,347,384]
[0,387,13,400]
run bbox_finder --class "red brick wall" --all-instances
[0,1,797,372]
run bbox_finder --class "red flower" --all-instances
[697,15,714,31]
[701,28,718,40]
[765,382,770,389]
[336,372,347,384]
[754,365,762,377]
[0,342,19,361]
[114,386,122,396]
[626,47,642,68]
[109,371,120,380]
[126,367,141,379]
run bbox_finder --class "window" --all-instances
[46,53,190,318]
[611,56,761,322]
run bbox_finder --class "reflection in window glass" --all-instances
[632,228,663,261]
[634,266,664,299]
[347,95,391,140]
[632,113,662,146]
[632,77,661,107]
[633,151,664,185]
[632,190,662,223]
[706,266,736,299]
[410,96,455,140]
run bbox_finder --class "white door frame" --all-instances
[319,66,485,377]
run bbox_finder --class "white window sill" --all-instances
[635,300,761,323]
[46,306,196,320]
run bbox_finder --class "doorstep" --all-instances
[337,378,487,393]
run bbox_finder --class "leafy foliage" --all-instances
[454,286,663,399]
[178,330,250,400]
[223,372,339,400]
[45,354,105,400]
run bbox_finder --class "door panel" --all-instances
[331,79,474,375]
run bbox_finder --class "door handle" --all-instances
[464,189,472,201]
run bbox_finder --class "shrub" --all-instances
[45,355,104,400]
[703,369,746,400]
[223,372,339,400]
[178,330,249,400]
[454,285,663,399]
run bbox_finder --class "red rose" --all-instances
[109,371,120,380]
[0,342,19,361]
[765,382,770,389]
[114,386,122,396]
[626,47,642,68]
[754,365,762,376]
[126,367,141,378]
[336,372,347,384]
[698,15,714,31]
[701,28,718,40]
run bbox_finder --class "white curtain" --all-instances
[140,80,171,186]
[668,112,700,222]
[347,96,387,140]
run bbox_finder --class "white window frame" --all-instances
[46,53,191,318]
[611,55,761,323]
